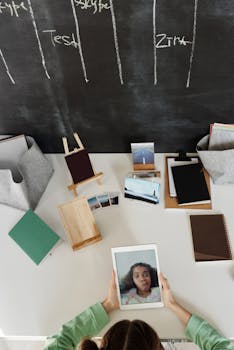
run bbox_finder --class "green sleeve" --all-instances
[44,302,109,350]
[185,315,234,350]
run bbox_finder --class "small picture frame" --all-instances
[111,244,163,310]
[131,142,155,171]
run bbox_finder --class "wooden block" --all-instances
[164,156,212,209]
[133,163,155,171]
[57,197,102,250]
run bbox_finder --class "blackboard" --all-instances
[1,0,234,153]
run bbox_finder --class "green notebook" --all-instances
[9,209,60,265]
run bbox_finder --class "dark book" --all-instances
[171,163,210,205]
[65,149,95,184]
[189,214,232,261]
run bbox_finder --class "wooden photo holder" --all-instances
[164,155,212,209]
[62,133,103,196]
[58,197,102,251]
[133,163,155,171]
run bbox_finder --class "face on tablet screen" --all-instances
[112,244,163,310]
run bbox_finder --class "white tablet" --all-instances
[111,244,164,310]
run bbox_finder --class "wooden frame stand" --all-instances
[63,133,103,196]
[58,197,102,251]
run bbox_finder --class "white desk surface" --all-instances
[0,153,234,339]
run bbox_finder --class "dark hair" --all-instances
[79,338,99,350]
[79,319,164,350]
[120,262,159,293]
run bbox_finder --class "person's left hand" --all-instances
[102,271,119,313]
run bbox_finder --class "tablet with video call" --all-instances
[111,244,163,310]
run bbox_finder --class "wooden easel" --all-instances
[62,133,103,196]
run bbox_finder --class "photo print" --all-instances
[112,244,163,310]
[88,196,101,211]
[96,194,111,208]
[131,142,155,171]
[124,177,160,204]
[88,192,119,211]
[109,192,119,205]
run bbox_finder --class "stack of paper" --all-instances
[209,123,234,150]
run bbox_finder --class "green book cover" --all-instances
[9,209,60,265]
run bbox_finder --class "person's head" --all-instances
[120,262,158,294]
[78,319,164,350]
[132,264,152,295]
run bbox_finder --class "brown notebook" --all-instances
[189,214,232,261]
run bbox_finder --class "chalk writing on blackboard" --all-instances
[71,0,123,84]
[0,0,199,87]
[186,0,198,88]
[154,0,198,87]
[70,0,89,83]
[43,30,79,49]
[0,1,27,17]
[27,0,50,80]
[156,34,192,48]
[109,0,124,85]
[0,48,15,84]
[42,0,124,84]
[75,0,110,14]
[153,0,157,85]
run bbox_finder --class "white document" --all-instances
[167,158,199,197]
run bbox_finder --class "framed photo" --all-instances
[131,142,155,171]
[111,244,163,310]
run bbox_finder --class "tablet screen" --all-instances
[112,244,163,310]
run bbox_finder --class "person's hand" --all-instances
[160,272,191,326]
[102,271,120,314]
[159,272,177,309]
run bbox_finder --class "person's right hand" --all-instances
[102,270,120,314]
[160,272,191,326]
[159,272,177,309]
